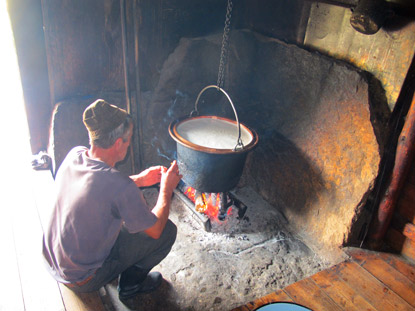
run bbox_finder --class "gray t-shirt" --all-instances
[42,146,157,283]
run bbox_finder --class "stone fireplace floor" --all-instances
[102,187,334,311]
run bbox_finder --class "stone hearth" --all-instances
[100,187,335,311]
[141,29,388,254]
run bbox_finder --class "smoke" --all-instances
[156,147,176,161]
[151,136,177,161]
[166,89,189,121]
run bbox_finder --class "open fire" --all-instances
[174,181,248,231]
[183,187,233,220]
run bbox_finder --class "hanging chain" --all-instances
[216,0,233,89]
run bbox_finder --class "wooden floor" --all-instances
[2,168,107,311]
[3,169,415,311]
[233,248,415,311]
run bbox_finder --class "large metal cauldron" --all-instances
[169,85,258,193]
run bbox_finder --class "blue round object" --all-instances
[255,302,312,311]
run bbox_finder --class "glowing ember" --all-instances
[184,187,221,219]
[195,193,207,213]
[184,187,196,201]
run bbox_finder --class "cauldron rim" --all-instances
[169,116,258,154]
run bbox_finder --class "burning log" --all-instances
[177,181,247,230]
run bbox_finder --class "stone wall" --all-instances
[141,29,388,254]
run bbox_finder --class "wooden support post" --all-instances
[369,91,415,244]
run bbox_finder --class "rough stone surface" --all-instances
[102,188,335,311]
[140,29,386,254]
[240,33,382,253]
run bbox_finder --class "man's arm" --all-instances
[130,166,166,188]
[144,161,182,239]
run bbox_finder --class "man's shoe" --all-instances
[118,267,162,300]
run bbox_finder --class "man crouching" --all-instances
[42,99,182,300]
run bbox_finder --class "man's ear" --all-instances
[114,137,123,150]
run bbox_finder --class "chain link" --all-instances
[217,0,233,89]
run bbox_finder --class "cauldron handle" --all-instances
[191,85,244,151]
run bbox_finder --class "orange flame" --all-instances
[184,187,221,219]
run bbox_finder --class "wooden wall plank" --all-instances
[304,2,415,109]
[284,278,343,311]
[41,0,125,103]
[7,0,52,153]
[334,261,413,311]
[311,269,376,311]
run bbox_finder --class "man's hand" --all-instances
[130,166,167,188]
[160,160,182,194]
[144,160,182,239]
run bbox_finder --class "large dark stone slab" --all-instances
[143,29,387,253]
